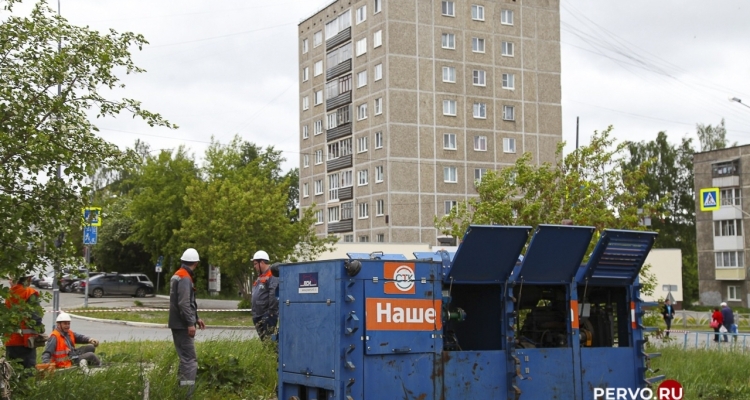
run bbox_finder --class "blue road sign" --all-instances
[83,226,98,245]
[156,255,164,268]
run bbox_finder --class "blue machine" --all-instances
[277,225,662,399]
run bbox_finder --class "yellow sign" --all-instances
[699,188,719,212]
[82,207,102,226]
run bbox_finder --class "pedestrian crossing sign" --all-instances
[700,188,720,211]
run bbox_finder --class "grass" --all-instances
[650,345,750,399]
[66,307,253,326]
[12,338,277,400]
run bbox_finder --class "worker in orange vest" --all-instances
[41,312,100,368]
[4,273,44,369]
[251,250,278,341]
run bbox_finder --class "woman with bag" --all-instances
[711,308,723,342]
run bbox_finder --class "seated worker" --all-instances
[41,312,101,368]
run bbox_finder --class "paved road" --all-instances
[36,287,255,342]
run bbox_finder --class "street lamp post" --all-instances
[730,97,750,109]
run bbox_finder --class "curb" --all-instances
[68,313,254,331]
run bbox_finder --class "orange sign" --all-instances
[384,262,416,294]
[570,300,579,329]
[366,298,442,331]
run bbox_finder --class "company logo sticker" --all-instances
[384,262,415,294]
[593,379,683,400]
[366,298,442,331]
[298,272,319,294]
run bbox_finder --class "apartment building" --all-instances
[298,0,562,245]
[694,146,750,307]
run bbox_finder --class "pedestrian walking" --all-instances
[251,250,279,341]
[4,273,44,369]
[720,302,735,342]
[711,307,723,342]
[41,312,100,368]
[169,248,206,398]
[661,299,675,337]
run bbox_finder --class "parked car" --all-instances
[70,272,103,292]
[35,274,54,289]
[77,273,154,298]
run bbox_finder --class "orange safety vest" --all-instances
[173,268,195,289]
[50,329,76,368]
[4,284,40,347]
[253,269,272,287]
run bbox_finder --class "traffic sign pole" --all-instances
[84,245,90,307]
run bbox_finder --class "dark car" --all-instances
[70,272,103,292]
[77,273,154,298]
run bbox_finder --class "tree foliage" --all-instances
[697,118,736,152]
[435,128,663,294]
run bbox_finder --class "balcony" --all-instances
[326,123,352,142]
[327,154,352,172]
[338,186,353,201]
[716,268,746,280]
[326,26,351,49]
[328,218,353,233]
[327,91,351,111]
[326,58,351,81]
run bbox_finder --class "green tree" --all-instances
[0,1,172,282]
[126,147,199,267]
[435,128,663,294]
[624,132,698,305]
[91,197,152,276]
[178,137,335,297]
[697,118,736,151]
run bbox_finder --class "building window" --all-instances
[328,206,340,223]
[444,166,457,183]
[341,170,353,188]
[375,165,384,182]
[303,183,309,197]
[357,136,368,153]
[356,5,367,24]
[326,43,353,69]
[474,168,487,183]
[313,31,322,47]
[302,96,309,110]
[474,135,487,151]
[357,70,368,88]
[472,70,486,86]
[443,133,457,150]
[442,66,456,83]
[716,251,744,268]
[315,209,323,224]
[344,234,354,243]
[503,105,515,121]
[358,202,369,219]
[303,154,309,167]
[441,33,456,49]
[374,0,382,14]
[314,120,323,135]
[327,111,338,130]
[357,103,368,120]
[315,149,323,164]
[502,41,514,56]
[472,37,485,53]
[471,5,484,21]
[314,90,323,105]
[473,103,486,119]
[714,219,743,237]
[359,235,370,243]
[376,199,384,216]
[356,37,367,56]
[713,160,739,177]
[374,30,382,48]
[375,131,383,148]
[374,98,383,115]
[441,1,455,16]
[341,202,353,219]
[503,137,516,153]
[328,173,340,201]
[502,73,515,89]
[358,169,368,185]
[302,67,309,82]
[374,63,383,81]
[501,9,514,25]
[325,10,351,39]
[302,38,309,54]
[314,180,324,195]
[314,60,323,76]
[302,125,309,139]
[443,99,457,116]
[376,233,385,243]
[729,286,741,301]
[445,200,457,214]
[721,188,742,206]
[328,138,352,161]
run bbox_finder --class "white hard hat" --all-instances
[721,302,728,307]
[56,312,71,322]
[181,248,200,263]
[252,250,269,261]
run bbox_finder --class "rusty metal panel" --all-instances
[580,348,638,400]
[442,350,507,398]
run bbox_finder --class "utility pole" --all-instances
[51,0,62,331]
[575,116,579,150]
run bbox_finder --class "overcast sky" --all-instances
[15,0,750,170]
